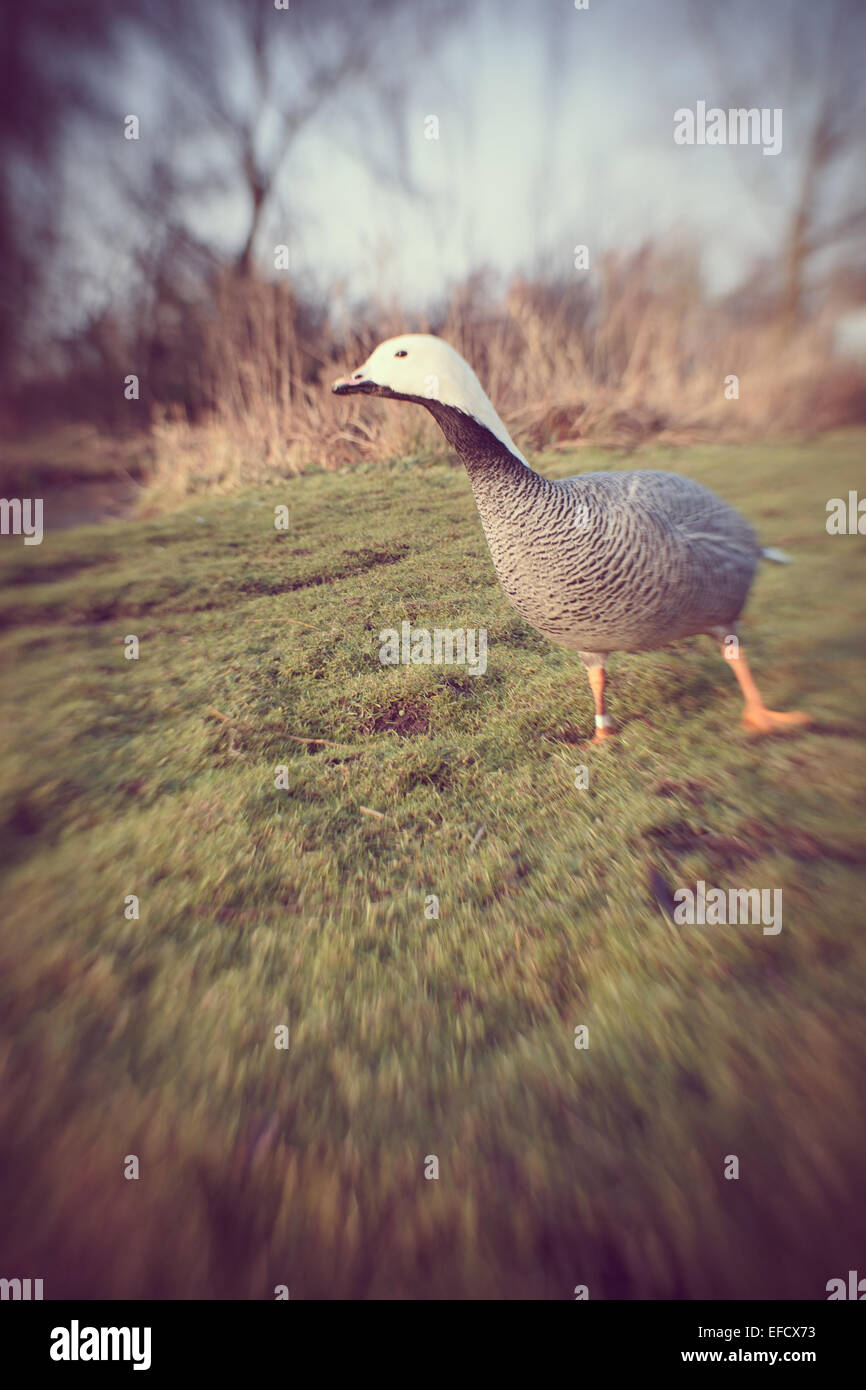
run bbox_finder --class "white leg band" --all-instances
[595,714,613,729]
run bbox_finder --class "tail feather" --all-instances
[761,546,794,564]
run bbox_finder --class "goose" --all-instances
[333,334,808,743]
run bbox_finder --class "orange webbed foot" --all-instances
[742,706,810,735]
[590,727,616,744]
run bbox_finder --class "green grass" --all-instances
[1,431,865,1299]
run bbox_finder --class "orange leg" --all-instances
[723,641,809,734]
[587,665,615,743]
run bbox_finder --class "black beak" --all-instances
[332,372,372,395]
[332,374,396,398]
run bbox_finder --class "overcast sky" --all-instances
[56,0,863,324]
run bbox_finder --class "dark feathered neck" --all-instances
[417,399,550,532]
[421,399,538,481]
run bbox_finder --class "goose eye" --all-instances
[394,349,408,357]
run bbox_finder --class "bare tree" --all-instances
[2,0,463,391]
[693,0,866,326]
[139,0,461,280]
[0,0,120,382]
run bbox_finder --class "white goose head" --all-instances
[332,333,527,465]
